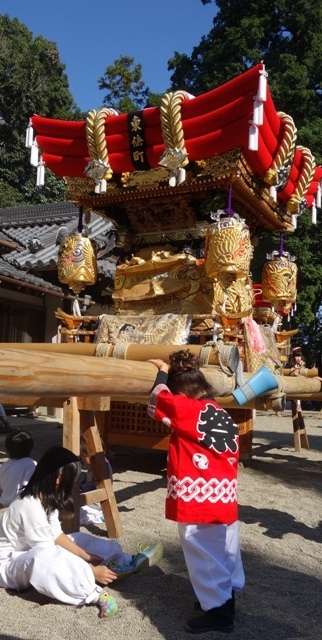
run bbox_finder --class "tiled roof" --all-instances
[0,202,117,295]
[0,202,80,224]
[0,256,63,294]
[0,202,116,275]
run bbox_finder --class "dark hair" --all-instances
[167,349,215,399]
[288,345,305,367]
[5,430,34,460]
[21,446,81,514]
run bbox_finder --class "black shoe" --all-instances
[194,591,235,616]
[185,605,234,634]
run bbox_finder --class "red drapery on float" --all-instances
[29,63,322,210]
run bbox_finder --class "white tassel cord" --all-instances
[316,181,322,208]
[30,142,39,167]
[269,185,277,201]
[73,298,82,316]
[248,122,258,151]
[253,99,264,126]
[177,167,186,185]
[25,122,34,148]
[36,158,45,186]
[169,171,177,187]
[99,178,107,193]
[257,67,268,101]
[311,199,317,224]
[291,214,297,229]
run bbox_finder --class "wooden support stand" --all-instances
[62,396,123,538]
[291,400,310,452]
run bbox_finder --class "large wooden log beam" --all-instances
[0,347,235,396]
[2,343,320,378]
[0,342,222,364]
[1,347,322,403]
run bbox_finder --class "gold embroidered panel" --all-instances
[95,314,192,345]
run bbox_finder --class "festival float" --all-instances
[1,62,322,535]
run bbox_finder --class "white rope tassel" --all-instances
[269,185,277,201]
[36,157,45,186]
[94,183,100,194]
[311,198,317,224]
[99,178,107,193]
[291,214,297,229]
[73,298,82,316]
[253,98,264,126]
[316,181,322,208]
[177,167,186,185]
[257,67,267,101]
[30,141,39,167]
[25,121,34,148]
[169,171,177,187]
[248,122,258,150]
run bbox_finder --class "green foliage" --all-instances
[0,14,78,207]
[98,56,150,113]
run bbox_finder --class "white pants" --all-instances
[178,522,245,611]
[0,532,133,606]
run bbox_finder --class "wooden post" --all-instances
[62,397,81,533]
[78,407,123,538]
[291,400,310,452]
[61,396,123,538]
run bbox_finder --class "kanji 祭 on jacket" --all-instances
[148,384,240,525]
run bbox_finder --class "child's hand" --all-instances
[148,359,169,372]
[91,564,118,585]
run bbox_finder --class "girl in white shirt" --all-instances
[0,446,162,619]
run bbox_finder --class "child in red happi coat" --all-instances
[147,350,245,634]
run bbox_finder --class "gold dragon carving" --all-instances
[261,254,297,315]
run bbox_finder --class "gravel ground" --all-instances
[0,409,321,640]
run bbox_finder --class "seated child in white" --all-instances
[0,430,36,508]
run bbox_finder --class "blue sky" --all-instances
[1,0,216,112]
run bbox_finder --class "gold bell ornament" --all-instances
[57,208,97,295]
[204,191,253,278]
[261,235,297,317]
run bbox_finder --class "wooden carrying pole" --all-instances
[1,346,322,401]
[0,341,227,364]
[2,343,320,377]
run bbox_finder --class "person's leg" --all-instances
[179,523,244,633]
[178,522,244,611]
[0,546,104,605]
[0,404,7,419]
[68,531,133,566]
[224,521,245,593]
[0,404,11,432]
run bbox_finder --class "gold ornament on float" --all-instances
[262,250,297,315]
[57,231,97,295]
[205,210,253,278]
